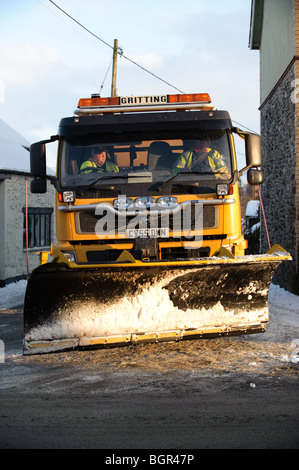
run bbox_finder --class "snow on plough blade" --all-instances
[23,245,291,355]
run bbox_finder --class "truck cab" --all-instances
[30,93,262,266]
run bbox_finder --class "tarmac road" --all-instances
[0,307,298,450]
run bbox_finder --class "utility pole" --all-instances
[111,39,118,97]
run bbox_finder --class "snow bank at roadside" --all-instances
[0,280,27,309]
[268,284,299,326]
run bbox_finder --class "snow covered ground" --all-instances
[0,279,27,309]
[1,280,297,449]
[0,279,298,363]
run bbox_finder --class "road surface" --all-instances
[0,287,298,450]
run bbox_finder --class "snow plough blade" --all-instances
[23,245,291,355]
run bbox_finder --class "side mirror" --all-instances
[30,142,46,177]
[247,168,264,186]
[31,178,47,194]
[233,129,262,177]
[245,133,262,167]
[29,136,58,194]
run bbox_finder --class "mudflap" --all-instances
[23,246,291,355]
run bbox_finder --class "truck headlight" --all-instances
[63,191,75,203]
[135,196,155,208]
[113,197,133,210]
[217,184,233,196]
[157,196,178,208]
[61,251,76,263]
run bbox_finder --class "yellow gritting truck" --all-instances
[24,93,291,354]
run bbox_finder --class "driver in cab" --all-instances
[172,139,228,176]
[80,146,119,173]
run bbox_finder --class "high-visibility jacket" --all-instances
[172,148,227,175]
[80,159,119,173]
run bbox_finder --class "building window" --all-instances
[22,207,53,249]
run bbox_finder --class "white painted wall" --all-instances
[0,174,56,283]
[260,0,295,103]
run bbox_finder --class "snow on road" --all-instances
[0,280,298,450]
[0,279,298,387]
[0,280,27,309]
[0,279,298,348]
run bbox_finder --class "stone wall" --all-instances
[260,65,298,293]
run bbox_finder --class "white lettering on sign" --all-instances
[120,95,167,106]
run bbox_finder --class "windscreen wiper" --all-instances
[75,173,114,192]
[156,169,231,192]
[75,172,150,192]
[156,170,214,193]
[156,172,186,193]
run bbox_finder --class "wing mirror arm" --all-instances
[232,127,263,185]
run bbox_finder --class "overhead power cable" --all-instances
[100,58,113,94]
[231,119,258,134]
[47,0,258,134]
[48,0,184,93]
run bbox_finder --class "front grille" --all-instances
[161,246,210,260]
[86,250,122,262]
[77,204,217,236]
[86,246,211,263]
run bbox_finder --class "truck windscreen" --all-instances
[59,130,232,190]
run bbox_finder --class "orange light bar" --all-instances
[77,96,119,108]
[77,93,212,109]
[168,93,211,103]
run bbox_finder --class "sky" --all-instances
[0,0,260,169]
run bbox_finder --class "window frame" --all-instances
[22,207,53,250]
